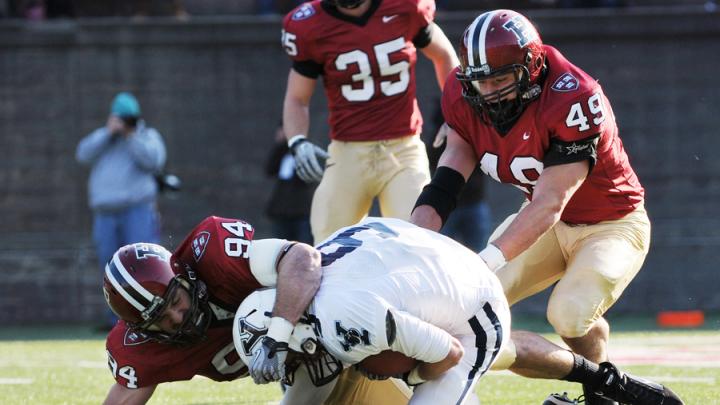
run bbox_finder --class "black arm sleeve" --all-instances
[292,60,324,79]
[543,134,600,174]
[413,166,466,226]
[412,24,433,49]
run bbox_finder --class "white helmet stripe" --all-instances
[466,15,481,66]
[476,10,497,66]
[105,262,145,312]
[105,252,156,312]
[465,11,497,67]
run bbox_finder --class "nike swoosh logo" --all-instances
[522,132,530,140]
[382,15,398,23]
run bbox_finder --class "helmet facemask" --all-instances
[458,62,540,134]
[130,274,212,346]
[234,289,343,387]
[282,315,343,387]
[457,10,546,134]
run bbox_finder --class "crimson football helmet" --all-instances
[103,243,211,345]
[456,10,546,133]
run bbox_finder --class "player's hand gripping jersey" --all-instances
[443,46,644,224]
[105,216,267,388]
[312,217,508,368]
[282,0,436,141]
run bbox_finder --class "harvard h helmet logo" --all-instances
[502,15,538,47]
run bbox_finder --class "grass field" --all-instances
[1,319,718,405]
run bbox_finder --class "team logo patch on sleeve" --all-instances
[124,329,150,346]
[551,73,579,92]
[292,3,315,20]
[192,231,211,262]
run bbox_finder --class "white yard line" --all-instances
[0,378,33,384]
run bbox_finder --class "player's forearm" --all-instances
[492,162,587,261]
[282,70,312,141]
[423,24,459,90]
[282,100,310,141]
[410,205,443,232]
[494,196,562,261]
[103,383,156,405]
[273,243,322,324]
[417,336,463,381]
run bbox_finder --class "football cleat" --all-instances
[594,362,684,405]
[543,392,583,404]
[583,383,618,405]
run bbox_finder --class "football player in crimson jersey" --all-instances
[411,10,650,405]
[101,216,322,404]
[281,0,459,244]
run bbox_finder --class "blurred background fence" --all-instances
[0,3,718,324]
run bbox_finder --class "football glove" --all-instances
[250,336,289,384]
[288,135,329,183]
[432,122,450,149]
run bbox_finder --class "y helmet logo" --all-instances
[236,317,268,356]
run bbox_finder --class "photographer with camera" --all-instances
[76,91,168,331]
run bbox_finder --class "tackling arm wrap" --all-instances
[248,238,291,287]
[387,309,453,364]
[413,166,466,226]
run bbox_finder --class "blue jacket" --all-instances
[76,120,166,211]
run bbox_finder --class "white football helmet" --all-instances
[232,288,342,386]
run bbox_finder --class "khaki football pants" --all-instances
[311,136,430,244]
[324,367,412,405]
[492,204,651,339]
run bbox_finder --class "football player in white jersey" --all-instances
[240,218,683,405]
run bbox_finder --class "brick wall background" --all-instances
[0,6,718,324]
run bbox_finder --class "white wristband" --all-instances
[287,134,306,149]
[478,243,507,272]
[266,316,294,344]
[406,365,426,385]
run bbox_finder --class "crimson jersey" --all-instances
[105,216,263,388]
[442,45,644,224]
[282,0,435,141]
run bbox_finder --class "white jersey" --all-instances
[311,217,507,367]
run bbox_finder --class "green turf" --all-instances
[1,327,717,405]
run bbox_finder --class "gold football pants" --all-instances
[493,204,651,338]
[311,136,430,244]
[324,367,412,405]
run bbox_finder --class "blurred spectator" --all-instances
[426,103,491,251]
[76,92,167,330]
[264,124,315,244]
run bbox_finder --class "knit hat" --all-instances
[110,92,141,118]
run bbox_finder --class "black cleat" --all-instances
[543,392,583,404]
[583,383,618,405]
[594,362,684,405]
